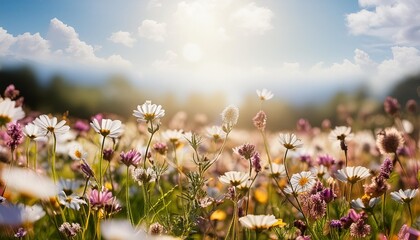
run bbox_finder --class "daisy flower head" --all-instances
[101,219,143,240]
[219,171,249,187]
[23,123,44,141]
[376,127,404,155]
[131,167,157,186]
[206,125,226,141]
[328,126,354,142]
[239,214,279,230]
[269,163,286,178]
[221,104,239,132]
[33,114,70,136]
[162,129,184,145]
[284,171,316,194]
[90,118,123,138]
[1,167,58,199]
[256,88,274,101]
[69,144,87,161]
[335,166,371,184]
[351,195,380,210]
[58,191,87,210]
[279,132,303,150]
[18,204,46,224]
[390,189,418,204]
[133,100,165,123]
[0,98,25,127]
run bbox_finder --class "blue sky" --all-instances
[1,0,420,104]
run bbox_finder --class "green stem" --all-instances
[126,166,133,225]
[407,202,413,226]
[143,128,155,168]
[382,193,387,235]
[51,133,57,183]
[33,142,37,170]
[99,136,106,189]
[25,138,30,168]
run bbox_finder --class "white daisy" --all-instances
[206,126,226,141]
[58,178,83,195]
[284,171,316,194]
[269,163,286,178]
[219,171,249,187]
[1,167,58,199]
[256,89,274,101]
[162,129,184,144]
[0,98,25,127]
[133,100,165,123]
[18,204,46,224]
[90,118,123,138]
[328,126,354,142]
[33,114,70,136]
[335,166,371,184]
[351,197,380,210]
[58,191,86,210]
[279,133,303,150]
[390,189,418,204]
[22,123,43,141]
[68,144,88,161]
[101,219,143,240]
[239,214,278,230]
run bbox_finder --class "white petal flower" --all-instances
[90,118,123,138]
[285,171,316,194]
[269,163,286,178]
[335,166,371,184]
[351,197,380,210]
[68,143,88,161]
[101,219,144,240]
[0,98,25,126]
[33,114,70,136]
[206,126,226,141]
[23,123,44,141]
[328,126,354,142]
[162,129,184,144]
[133,100,165,123]
[239,214,278,230]
[58,191,86,210]
[279,133,303,150]
[18,204,46,224]
[256,89,274,101]
[219,171,249,187]
[390,189,418,204]
[1,167,58,199]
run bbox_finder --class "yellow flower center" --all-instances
[298,177,309,186]
[75,150,82,159]
[100,129,110,136]
[0,115,11,127]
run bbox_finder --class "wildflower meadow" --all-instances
[0,84,419,240]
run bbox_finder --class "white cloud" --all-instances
[10,32,50,58]
[229,2,274,35]
[347,0,420,45]
[371,46,420,94]
[147,0,162,9]
[0,18,132,72]
[0,28,16,55]
[108,31,136,47]
[138,20,167,42]
[152,50,177,69]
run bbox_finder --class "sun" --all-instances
[182,43,203,62]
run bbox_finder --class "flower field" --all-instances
[0,84,419,240]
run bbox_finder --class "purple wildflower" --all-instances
[14,227,27,238]
[406,99,417,114]
[4,84,20,100]
[153,142,168,155]
[89,188,114,210]
[329,220,343,229]
[6,123,24,151]
[73,120,90,133]
[349,219,371,238]
[80,160,95,178]
[236,143,256,159]
[384,96,400,116]
[317,155,336,168]
[296,118,311,133]
[120,149,141,167]
[252,111,267,131]
[103,148,114,161]
[379,158,393,179]
[59,222,81,238]
[251,152,261,173]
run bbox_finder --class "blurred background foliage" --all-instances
[0,65,418,130]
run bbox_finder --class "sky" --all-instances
[1,0,420,104]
